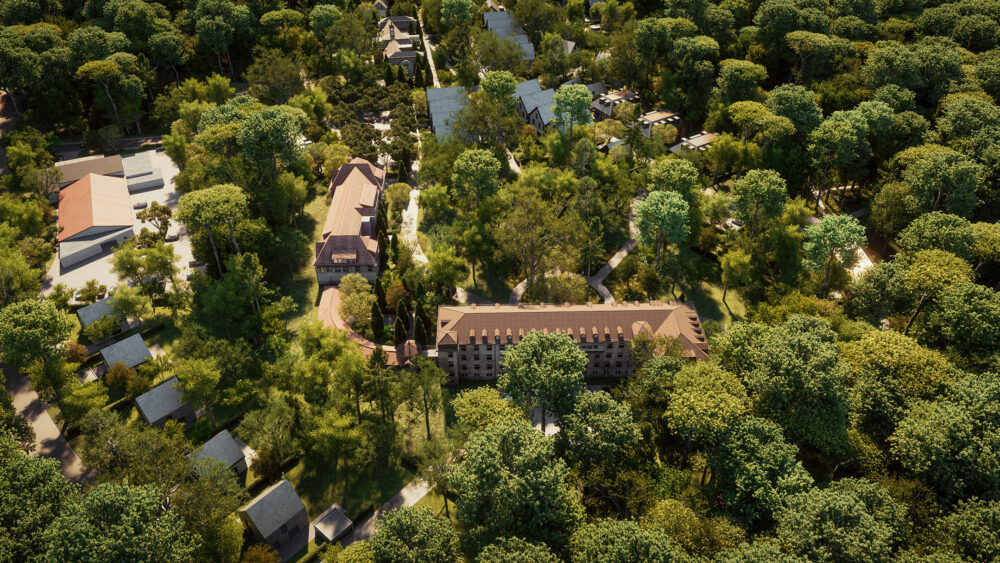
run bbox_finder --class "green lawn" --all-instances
[284,453,415,522]
[672,281,746,327]
[458,268,512,305]
[286,189,330,332]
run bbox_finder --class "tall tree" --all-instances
[709,417,813,528]
[175,184,250,276]
[498,330,587,430]
[401,357,447,440]
[0,300,72,369]
[174,358,222,428]
[452,419,583,552]
[731,169,787,238]
[552,84,593,136]
[368,506,460,563]
[559,391,640,471]
[803,214,866,297]
[451,149,501,209]
[42,482,198,561]
[900,249,972,334]
[635,190,690,267]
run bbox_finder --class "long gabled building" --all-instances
[435,301,709,383]
[313,158,385,284]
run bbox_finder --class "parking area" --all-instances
[42,150,195,295]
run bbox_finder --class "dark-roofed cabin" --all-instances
[134,376,196,427]
[99,333,152,370]
[239,480,310,552]
[191,429,247,474]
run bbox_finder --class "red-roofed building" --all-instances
[57,173,134,269]
[314,158,385,284]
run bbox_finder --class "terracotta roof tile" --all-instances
[57,173,133,241]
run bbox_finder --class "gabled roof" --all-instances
[515,79,543,101]
[192,429,245,470]
[240,480,306,539]
[135,376,186,424]
[482,11,535,60]
[640,110,680,124]
[100,333,151,369]
[54,155,124,185]
[314,159,382,267]
[58,174,133,241]
[521,89,555,120]
[436,301,709,359]
[426,87,468,137]
[77,295,114,328]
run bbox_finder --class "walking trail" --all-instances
[4,366,91,482]
[343,480,432,546]
[417,14,440,88]
[508,196,641,305]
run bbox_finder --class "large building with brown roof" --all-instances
[435,301,709,382]
[57,173,134,269]
[313,158,385,284]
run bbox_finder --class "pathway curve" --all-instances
[506,197,641,305]
[4,366,91,482]
[586,196,641,304]
[343,479,432,546]
[417,14,440,88]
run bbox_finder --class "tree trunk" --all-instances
[933,187,944,211]
[102,80,121,127]
[216,50,225,75]
[820,252,835,297]
[722,282,728,304]
[4,91,21,115]
[423,393,432,441]
[203,223,224,277]
[751,203,759,238]
[904,294,928,335]
[355,395,362,425]
[169,61,180,83]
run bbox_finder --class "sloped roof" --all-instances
[240,480,306,539]
[515,79,543,100]
[640,110,680,124]
[135,376,186,424]
[521,89,556,120]
[77,295,114,328]
[192,429,245,470]
[54,155,124,185]
[427,87,468,137]
[100,333,151,369]
[436,301,709,359]
[482,12,534,60]
[314,159,382,267]
[58,174,133,241]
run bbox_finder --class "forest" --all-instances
[1,0,1000,560]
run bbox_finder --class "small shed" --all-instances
[313,503,353,544]
[191,429,248,474]
[239,480,310,551]
[99,333,151,369]
[77,296,115,329]
[134,376,196,427]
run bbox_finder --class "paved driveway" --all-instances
[4,366,91,482]
[42,150,195,295]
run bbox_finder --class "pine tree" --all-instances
[371,300,385,338]
[414,67,424,88]
[390,233,399,262]
[374,277,387,309]
[396,65,407,84]
[377,231,389,268]
[385,64,395,84]
[424,66,432,87]
[414,316,428,345]
[393,314,407,344]
[415,300,428,328]
[396,300,411,330]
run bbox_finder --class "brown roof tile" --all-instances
[57,173,133,241]
[314,159,383,267]
[436,301,709,359]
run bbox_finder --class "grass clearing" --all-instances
[286,189,330,332]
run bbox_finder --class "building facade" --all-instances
[435,301,709,383]
[313,158,385,284]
